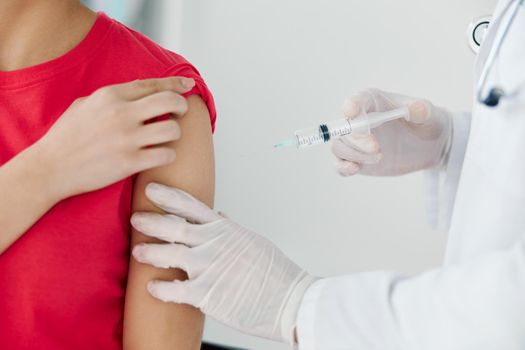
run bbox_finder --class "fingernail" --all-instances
[338,162,359,176]
[146,183,164,198]
[408,101,429,123]
[132,245,145,261]
[147,281,158,296]
[181,78,195,89]
[343,99,360,117]
[346,162,360,174]
[167,150,177,163]
[130,213,142,227]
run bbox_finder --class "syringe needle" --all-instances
[273,139,296,149]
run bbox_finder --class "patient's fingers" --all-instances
[111,76,195,101]
[145,183,221,224]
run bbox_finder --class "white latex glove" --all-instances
[332,89,452,176]
[131,183,318,345]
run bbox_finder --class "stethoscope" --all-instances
[469,0,524,107]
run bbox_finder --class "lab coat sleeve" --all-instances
[424,111,471,231]
[296,240,525,350]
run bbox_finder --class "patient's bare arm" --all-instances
[123,95,215,350]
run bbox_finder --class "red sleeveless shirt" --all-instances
[0,12,215,349]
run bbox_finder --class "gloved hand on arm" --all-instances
[332,89,453,176]
[131,183,318,346]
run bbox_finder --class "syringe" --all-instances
[274,106,410,149]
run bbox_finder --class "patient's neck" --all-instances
[0,0,96,71]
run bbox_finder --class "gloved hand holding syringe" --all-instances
[274,106,410,149]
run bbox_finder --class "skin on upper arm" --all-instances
[123,95,214,350]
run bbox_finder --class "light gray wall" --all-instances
[93,1,497,349]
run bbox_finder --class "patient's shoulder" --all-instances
[99,14,217,130]
[101,13,189,71]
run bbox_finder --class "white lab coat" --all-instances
[297,1,525,349]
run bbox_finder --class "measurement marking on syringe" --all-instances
[274,107,408,149]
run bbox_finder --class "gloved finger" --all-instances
[340,133,380,154]
[344,89,432,125]
[331,139,383,164]
[131,212,184,243]
[147,279,198,306]
[342,89,382,119]
[145,183,222,224]
[218,211,230,219]
[133,242,191,270]
[407,100,431,124]
[336,159,361,177]
[131,212,210,247]
[407,103,449,139]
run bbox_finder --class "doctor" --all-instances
[130,0,525,349]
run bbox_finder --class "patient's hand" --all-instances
[35,76,195,200]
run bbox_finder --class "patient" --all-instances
[0,1,214,349]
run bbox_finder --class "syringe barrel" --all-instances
[285,107,408,149]
[295,118,352,148]
[346,106,409,133]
